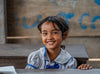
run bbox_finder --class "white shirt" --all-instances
[25,47,77,69]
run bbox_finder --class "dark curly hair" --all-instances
[37,16,69,36]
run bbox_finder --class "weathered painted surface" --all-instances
[0,0,5,44]
[7,0,100,37]
[16,69,100,74]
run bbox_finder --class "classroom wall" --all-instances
[7,0,100,37]
[1,0,100,68]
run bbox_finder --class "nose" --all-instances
[47,33,53,40]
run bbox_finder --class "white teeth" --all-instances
[48,42,54,44]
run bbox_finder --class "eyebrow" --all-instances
[52,29,60,31]
[42,30,47,32]
[42,29,60,32]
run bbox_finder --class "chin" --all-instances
[46,46,55,49]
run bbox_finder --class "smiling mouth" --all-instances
[47,41,55,45]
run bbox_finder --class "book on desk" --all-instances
[0,66,17,74]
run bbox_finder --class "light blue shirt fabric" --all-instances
[25,47,77,69]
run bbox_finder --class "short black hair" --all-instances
[37,16,69,36]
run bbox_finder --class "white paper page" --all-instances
[0,66,17,74]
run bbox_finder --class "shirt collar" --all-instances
[42,47,72,64]
[54,48,72,64]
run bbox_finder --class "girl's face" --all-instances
[41,22,63,51]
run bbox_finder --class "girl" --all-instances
[25,16,92,69]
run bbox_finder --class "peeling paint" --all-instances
[11,12,100,30]
[48,0,77,8]
[95,0,100,6]
[79,13,90,30]
[22,15,42,29]
[71,0,77,8]
[58,12,74,27]
[91,16,100,29]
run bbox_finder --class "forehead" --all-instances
[41,22,60,31]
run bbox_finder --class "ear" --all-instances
[62,31,68,40]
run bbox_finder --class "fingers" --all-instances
[86,64,92,69]
[78,64,87,70]
[77,65,81,69]
[83,64,87,70]
[78,64,92,70]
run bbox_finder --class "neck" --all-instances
[47,48,61,62]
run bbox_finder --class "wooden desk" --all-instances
[0,44,88,68]
[16,69,100,74]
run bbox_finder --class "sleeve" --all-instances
[65,57,77,69]
[25,51,40,69]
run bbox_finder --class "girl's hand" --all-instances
[78,64,92,70]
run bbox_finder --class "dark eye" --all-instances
[53,32,57,34]
[42,33,47,35]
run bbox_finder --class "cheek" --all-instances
[55,35,62,41]
[41,36,46,43]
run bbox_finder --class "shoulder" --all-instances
[66,57,77,69]
[68,57,77,64]
[28,50,40,59]
[27,47,45,63]
[26,47,45,69]
[62,49,77,68]
[55,48,74,64]
[61,49,71,57]
[28,47,45,60]
[62,49,77,62]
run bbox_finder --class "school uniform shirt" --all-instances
[25,47,77,69]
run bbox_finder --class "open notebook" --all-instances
[0,66,17,74]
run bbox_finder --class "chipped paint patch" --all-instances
[48,0,77,8]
